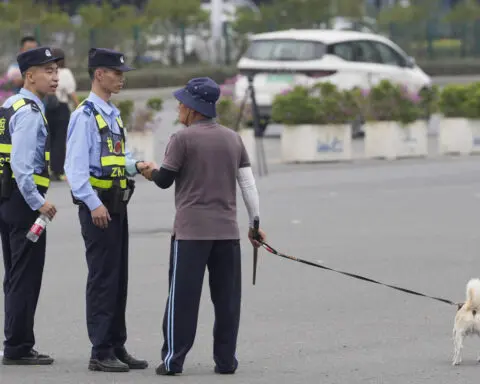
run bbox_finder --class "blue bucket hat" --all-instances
[173,77,220,118]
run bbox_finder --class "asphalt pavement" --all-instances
[2,78,480,383]
[1,150,480,384]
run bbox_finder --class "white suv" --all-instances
[234,29,432,132]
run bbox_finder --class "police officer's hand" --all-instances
[91,205,111,229]
[248,227,266,248]
[39,201,57,220]
[141,166,154,181]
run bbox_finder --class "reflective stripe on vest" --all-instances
[0,98,50,189]
[79,100,127,189]
[89,176,127,190]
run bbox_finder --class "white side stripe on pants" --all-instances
[165,240,179,371]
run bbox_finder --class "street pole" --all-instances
[210,0,223,65]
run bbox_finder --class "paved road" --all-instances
[2,75,480,383]
[1,139,480,383]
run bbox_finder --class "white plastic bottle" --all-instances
[26,214,50,242]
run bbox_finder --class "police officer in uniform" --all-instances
[141,77,266,376]
[0,47,61,365]
[64,48,154,372]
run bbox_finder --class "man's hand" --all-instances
[141,166,155,181]
[139,161,158,181]
[136,161,158,173]
[91,205,111,229]
[248,227,266,248]
[38,201,57,220]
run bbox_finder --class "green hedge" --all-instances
[74,59,480,91]
[75,65,238,91]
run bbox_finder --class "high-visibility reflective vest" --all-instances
[0,98,50,191]
[79,100,127,190]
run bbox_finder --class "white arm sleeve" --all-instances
[237,166,260,227]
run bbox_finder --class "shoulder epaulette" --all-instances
[30,102,40,113]
[80,100,95,116]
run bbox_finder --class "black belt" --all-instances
[72,180,135,213]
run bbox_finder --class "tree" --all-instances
[444,0,480,23]
[232,0,331,35]
[143,0,209,64]
[332,0,366,19]
[145,0,208,29]
[77,2,144,30]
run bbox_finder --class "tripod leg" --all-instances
[255,137,263,177]
[235,86,250,131]
[257,136,268,176]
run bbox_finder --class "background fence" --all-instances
[2,19,480,73]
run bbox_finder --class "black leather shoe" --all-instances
[155,363,177,376]
[214,366,236,374]
[2,349,54,365]
[115,349,148,369]
[88,357,129,372]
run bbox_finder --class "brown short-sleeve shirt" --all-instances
[162,119,250,240]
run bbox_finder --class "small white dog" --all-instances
[452,278,480,365]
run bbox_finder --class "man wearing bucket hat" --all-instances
[141,77,266,376]
[64,48,153,373]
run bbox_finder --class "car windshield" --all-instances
[244,39,326,61]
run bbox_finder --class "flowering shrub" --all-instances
[114,100,135,130]
[146,97,163,112]
[112,98,164,133]
[364,80,423,126]
[271,83,361,126]
[419,85,440,117]
[216,96,252,131]
[462,82,480,119]
[271,86,318,125]
[438,84,469,118]
[438,82,480,119]
[0,75,14,104]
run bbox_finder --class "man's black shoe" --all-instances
[115,348,148,369]
[88,357,129,372]
[214,366,236,375]
[2,349,54,365]
[155,363,177,376]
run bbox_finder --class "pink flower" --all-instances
[408,92,421,104]
[280,88,292,95]
[223,75,239,85]
[361,88,370,97]
[220,85,233,96]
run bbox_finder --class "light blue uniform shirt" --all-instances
[2,88,48,211]
[64,92,139,212]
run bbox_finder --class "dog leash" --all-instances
[257,240,459,307]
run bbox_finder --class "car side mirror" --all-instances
[405,56,416,68]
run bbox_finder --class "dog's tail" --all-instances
[465,278,480,311]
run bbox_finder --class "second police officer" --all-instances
[64,48,155,373]
[0,47,61,365]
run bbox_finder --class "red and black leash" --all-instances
[251,223,458,307]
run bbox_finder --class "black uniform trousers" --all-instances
[45,102,70,175]
[78,204,129,360]
[0,188,46,359]
[161,236,242,373]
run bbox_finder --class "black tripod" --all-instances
[234,74,268,177]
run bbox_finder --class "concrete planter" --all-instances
[438,118,480,155]
[238,128,256,165]
[281,124,352,163]
[364,120,428,160]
